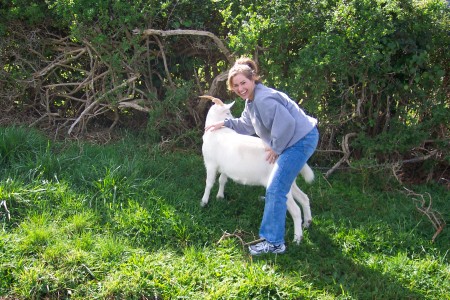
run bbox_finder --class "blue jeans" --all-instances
[259,127,319,244]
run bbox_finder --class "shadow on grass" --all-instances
[282,224,425,299]
[150,161,445,298]
[181,195,426,298]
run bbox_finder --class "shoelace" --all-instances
[253,241,275,252]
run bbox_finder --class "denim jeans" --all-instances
[259,126,319,244]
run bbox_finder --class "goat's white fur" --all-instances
[200,96,313,243]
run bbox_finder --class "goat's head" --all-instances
[200,95,235,125]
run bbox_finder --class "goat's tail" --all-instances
[300,164,315,184]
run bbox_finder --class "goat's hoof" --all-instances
[200,201,208,207]
[303,219,312,229]
[293,236,303,245]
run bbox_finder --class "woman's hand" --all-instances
[205,121,225,132]
[265,147,279,164]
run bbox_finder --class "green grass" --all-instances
[0,126,449,299]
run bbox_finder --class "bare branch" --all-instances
[34,48,87,78]
[118,100,150,112]
[217,230,263,251]
[133,28,234,64]
[153,35,174,88]
[404,187,446,242]
[401,150,438,164]
[325,132,357,178]
[68,75,139,135]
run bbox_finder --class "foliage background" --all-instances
[0,0,449,177]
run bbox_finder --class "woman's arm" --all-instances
[224,106,256,135]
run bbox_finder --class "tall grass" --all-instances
[0,126,448,299]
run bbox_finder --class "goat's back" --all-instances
[202,128,273,186]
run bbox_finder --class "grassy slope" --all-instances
[0,127,449,299]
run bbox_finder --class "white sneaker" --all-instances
[248,240,286,255]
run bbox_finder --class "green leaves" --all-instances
[223,0,449,167]
[1,0,448,177]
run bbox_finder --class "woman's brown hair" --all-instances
[227,57,261,90]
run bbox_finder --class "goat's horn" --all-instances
[199,95,224,106]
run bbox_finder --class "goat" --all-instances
[199,95,314,243]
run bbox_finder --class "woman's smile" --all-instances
[232,73,255,100]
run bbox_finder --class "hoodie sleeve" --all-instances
[223,105,256,136]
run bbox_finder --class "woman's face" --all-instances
[231,73,256,100]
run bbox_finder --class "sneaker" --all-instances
[248,240,286,255]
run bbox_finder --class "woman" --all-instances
[205,57,319,255]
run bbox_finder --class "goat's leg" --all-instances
[216,173,228,199]
[201,164,217,207]
[286,191,303,244]
[291,181,312,228]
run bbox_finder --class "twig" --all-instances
[81,264,96,280]
[217,230,263,250]
[217,231,246,246]
[153,36,174,88]
[404,187,446,242]
[244,238,266,246]
[325,132,357,178]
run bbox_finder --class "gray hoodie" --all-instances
[224,83,317,155]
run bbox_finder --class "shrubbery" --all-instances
[1,0,448,180]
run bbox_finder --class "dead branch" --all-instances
[391,150,440,184]
[68,75,139,135]
[325,132,357,178]
[153,35,174,88]
[33,48,87,78]
[29,112,61,127]
[118,100,150,112]
[5,25,234,138]
[401,150,438,164]
[404,187,445,242]
[217,230,264,250]
[133,28,234,64]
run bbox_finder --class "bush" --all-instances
[220,0,449,175]
[0,0,448,180]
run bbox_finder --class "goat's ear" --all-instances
[225,101,235,109]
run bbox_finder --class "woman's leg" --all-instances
[259,127,319,244]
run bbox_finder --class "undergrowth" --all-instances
[0,126,448,299]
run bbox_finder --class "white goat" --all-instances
[200,95,314,243]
